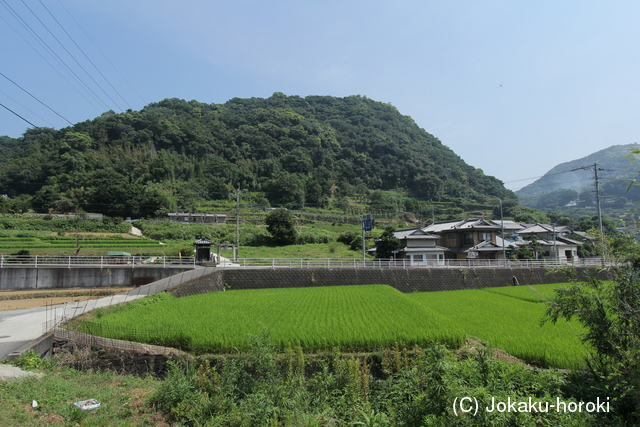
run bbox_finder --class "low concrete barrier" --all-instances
[0,267,194,290]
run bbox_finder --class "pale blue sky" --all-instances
[2,1,639,190]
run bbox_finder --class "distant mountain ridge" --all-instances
[516,144,640,211]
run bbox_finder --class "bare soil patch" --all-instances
[0,287,133,311]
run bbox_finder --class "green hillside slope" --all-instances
[0,93,514,217]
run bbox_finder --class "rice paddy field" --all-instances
[407,286,590,369]
[78,283,591,369]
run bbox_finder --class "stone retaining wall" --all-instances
[171,267,608,297]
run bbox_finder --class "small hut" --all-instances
[193,238,214,262]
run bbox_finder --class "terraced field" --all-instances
[0,233,167,255]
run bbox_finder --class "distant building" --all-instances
[168,213,227,224]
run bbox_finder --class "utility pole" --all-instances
[234,184,241,261]
[362,214,372,262]
[593,163,604,234]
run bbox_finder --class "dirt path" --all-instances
[0,288,133,311]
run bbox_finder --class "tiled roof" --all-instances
[423,218,499,233]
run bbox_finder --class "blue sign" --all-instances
[363,215,373,231]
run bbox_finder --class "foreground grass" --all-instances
[0,367,163,426]
[2,341,603,427]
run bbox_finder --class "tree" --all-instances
[544,233,640,422]
[265,209,296,246]
[375,226,400,258]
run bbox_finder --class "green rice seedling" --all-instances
[408,289,590,369]
[481,283,568,303]
[81,285,465,353]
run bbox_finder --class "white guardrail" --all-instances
[0,255,608,269]
[216,257,609,269]
[0,255,196,268]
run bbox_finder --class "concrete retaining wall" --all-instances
[0,267,193,290]
[172,267,608,297]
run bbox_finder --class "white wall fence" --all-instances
[0,255,196,268]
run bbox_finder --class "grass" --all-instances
[0,366,163,426]
[220,242,368,259]
[77,286,465,353]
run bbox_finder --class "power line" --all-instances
[0,101,38,128]
[0,71,72,125]
[0,0,105,114]
[51,0,141,108]
[18,0,121,112]
[0,89,54,126]
[0,10,103,116]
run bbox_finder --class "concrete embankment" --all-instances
[169,266,607,297]
[0,267,193,291]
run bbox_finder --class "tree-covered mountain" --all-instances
[516,144,640,212]
[0,93,514,217]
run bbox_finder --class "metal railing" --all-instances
[0,255,196,268]
[216,257,608,269]
[0,255,609,269]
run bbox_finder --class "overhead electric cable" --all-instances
[19,0,122,111]
[0,89,53,126]
[0,12,102,116]
[0,101,38,128]
[503,167,590,185]
[56,0,145,105]
[40,0,133,110]
[0,71,72,125]
[0,0,106,113]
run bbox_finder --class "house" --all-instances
[391,218,506,263]
[391,228,448,265]
[167,213,227,224]
[423,218,505,260]
[507,223,580,262]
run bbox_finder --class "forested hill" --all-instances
[0,93,513,217]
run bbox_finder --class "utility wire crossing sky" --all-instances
[1,1,640,191]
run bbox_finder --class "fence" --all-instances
[217,257,608,269]
[0,255,196,268]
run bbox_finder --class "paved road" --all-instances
[0,266,218,363]
[0,293,146,362]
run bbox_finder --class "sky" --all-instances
[1,1,639,191]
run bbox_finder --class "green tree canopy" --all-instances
[265,209,297,246]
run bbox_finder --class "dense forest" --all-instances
[0,93,515,217]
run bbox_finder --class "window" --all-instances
[480,232,492,241]
[463,232,474,245]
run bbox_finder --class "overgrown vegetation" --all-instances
[2,335,597,426]
[544,232,640,424]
